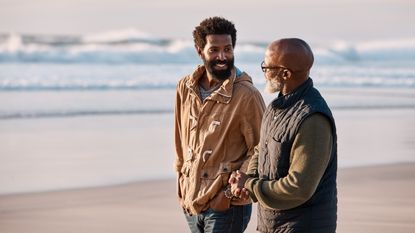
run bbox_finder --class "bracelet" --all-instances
[223,186,234,199]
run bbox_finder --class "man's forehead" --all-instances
[206,34,232,46]
[264,50,283,64]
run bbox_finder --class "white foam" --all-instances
[1,32,415,64]
[82,28,156,43]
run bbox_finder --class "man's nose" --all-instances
[217,51,226,60]
[264,71,273,80]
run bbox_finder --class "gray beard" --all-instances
[265,78,281,94]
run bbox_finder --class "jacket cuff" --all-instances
[174,162,183,173]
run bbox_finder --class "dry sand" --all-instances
[1,163,415,233]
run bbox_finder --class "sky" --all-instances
[1,0,414,43]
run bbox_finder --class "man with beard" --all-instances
[229,38,338,233]
[174,17,265,233]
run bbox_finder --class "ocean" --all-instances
[1,32,415,119]
[1,30,415,194]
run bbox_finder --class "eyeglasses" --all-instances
[261,61,293,73]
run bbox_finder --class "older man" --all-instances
[230,38,337,233]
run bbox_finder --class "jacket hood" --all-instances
[186,65,253,104]
[235,70,253,84]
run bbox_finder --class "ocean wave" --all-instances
[2,76,414,91]
[82,28,157,44]
[1,62,415,91]
[0,109,174,120]
[316,39,415,64]
[1,30,415,64]
[0,83,178,91]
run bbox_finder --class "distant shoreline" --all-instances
[3,105,415,120]
[0,162,412,197]
[1,86,415,120]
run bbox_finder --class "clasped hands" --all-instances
[228,170,250,200]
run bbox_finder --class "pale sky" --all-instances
[1,0,414,42]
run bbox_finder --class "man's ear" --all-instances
[282,69,291,80]
[195,46,203,58]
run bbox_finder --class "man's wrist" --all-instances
[223,186,234,199]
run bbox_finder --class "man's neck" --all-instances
[199,72,223,90]
[281,77,309,96]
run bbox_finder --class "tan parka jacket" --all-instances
[174,65,265,215]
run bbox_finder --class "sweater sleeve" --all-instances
[245,145,260,177]
[244,113,333,210]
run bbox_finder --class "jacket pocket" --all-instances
[201,162,233,178]
[197,162,232,199]
[265,138,282,180]
[270,136,290,179]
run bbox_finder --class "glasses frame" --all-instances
[261,61,293,74]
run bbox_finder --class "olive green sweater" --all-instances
[245,113,333,210]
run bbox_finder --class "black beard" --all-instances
[203,58,234,81]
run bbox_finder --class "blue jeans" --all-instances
[184,204,252,233]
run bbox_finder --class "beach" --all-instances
[1,105,415,232]
[0,163,414,233]
[1,3,415,232]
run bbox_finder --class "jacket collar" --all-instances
[185,65,237,104]
[272,78,313,109]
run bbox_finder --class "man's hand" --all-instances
[229,170,250,200]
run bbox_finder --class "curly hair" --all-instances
[193,17,237,49]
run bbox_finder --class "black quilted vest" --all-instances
[257,78,337,233]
